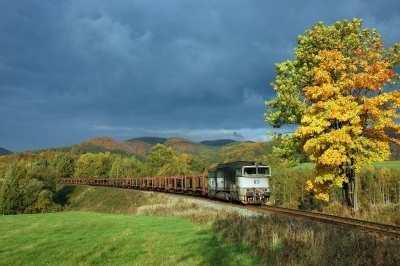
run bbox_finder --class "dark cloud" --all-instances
[1,0,399,151]
[233,132,244,140]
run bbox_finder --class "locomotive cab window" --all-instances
[258,167,271,176]
[243,167,256,175]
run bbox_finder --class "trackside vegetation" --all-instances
[1,149,400,219]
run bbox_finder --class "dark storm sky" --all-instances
[1,0,399,151]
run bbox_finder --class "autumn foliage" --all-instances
[266,19,400,202]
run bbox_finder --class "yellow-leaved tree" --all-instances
[265,18,400,211]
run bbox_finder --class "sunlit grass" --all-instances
[373,161,400,170]
[0,212,263,266]
[296,161,400,170]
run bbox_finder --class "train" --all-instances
[208,161,271,204]
[60,161,271,205]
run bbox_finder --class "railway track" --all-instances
[162,192,400,239]
[60,178,400,239]
[244,204,400,240]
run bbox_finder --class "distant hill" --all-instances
[125,137,167,146]
[123,137,242,157]
[0,147,13,156]
[122,137,210,157]
[0,136,276,165]
[5,133,398,164]
[79,136,136,153]
[164,137,207,154]
[199,139,238,147]
[43,136,238,159]
[66,136,135,157]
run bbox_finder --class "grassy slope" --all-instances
[0,185,264,266]
[0,212,262,266]
[3,185,399,265]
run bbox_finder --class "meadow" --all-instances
[296,161,400,170]
[2,184,399,265]
[0,211,263,266]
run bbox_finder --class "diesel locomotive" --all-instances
[60,161,271,205]
[208,161,271,205]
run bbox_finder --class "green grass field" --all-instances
[372,161,400,170]
[296,161,400,170]
[0,211,263,266]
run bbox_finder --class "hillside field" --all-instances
[296,161,400,170]
[0,211,264,266]
[2,184,399,265]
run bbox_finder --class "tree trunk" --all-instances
[352,173,359,212]
[342,170,359,212]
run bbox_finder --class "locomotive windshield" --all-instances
[258,167,271,176]
[242,166,270,176]
[243,167,256,175]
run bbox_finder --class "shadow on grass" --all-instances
[178,229,263,266]
[53,185,76,206]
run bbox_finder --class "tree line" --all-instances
[0,144,210,214]
[1,142,399,215]
[267,160,400,212]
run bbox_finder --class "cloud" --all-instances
[233,132,244,139]
[0,0,399,151]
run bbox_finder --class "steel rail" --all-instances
[244,204,400,239]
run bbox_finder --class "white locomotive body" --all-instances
[208,161,271,205]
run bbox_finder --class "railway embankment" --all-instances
[55,184,400,265]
